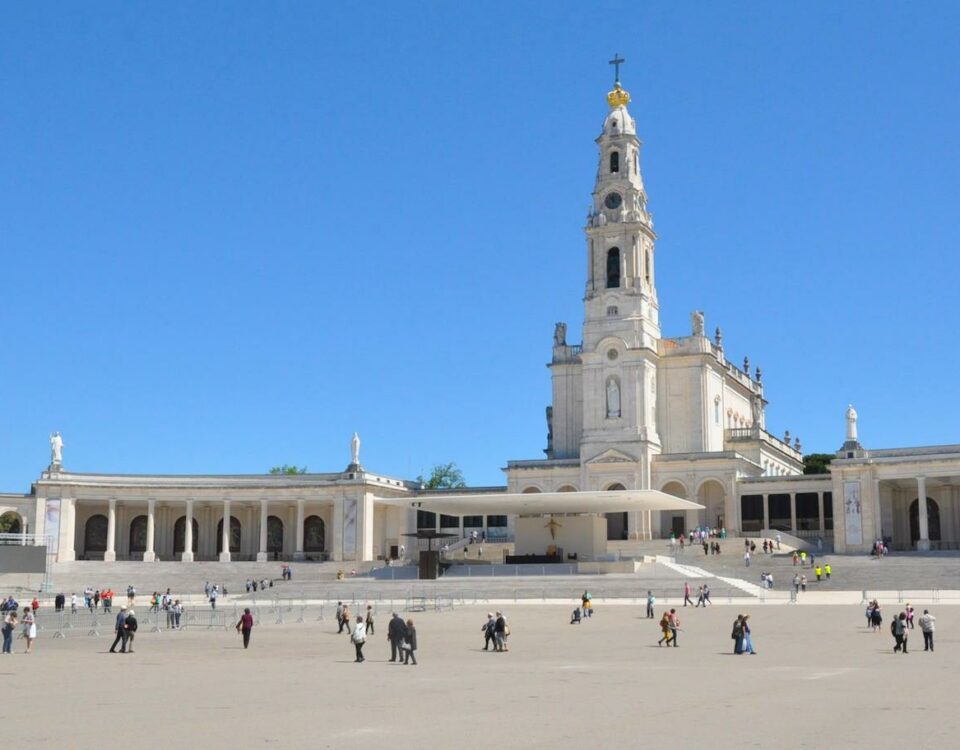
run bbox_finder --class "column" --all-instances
[144,498,156,562]
[257,498,269,562]
[817,492,825,534]
[332,498,345,562]
[57,498,77,562]
[916,476,930,550]
[789,493,797,533]
[294,498,305,561]
[358,492,375,562]
[286,505,296,558]
[182,499,194,561]
[104,499,117,561]
[33,496,46,544]
[219,499,232,561]
[762,495,769,532]
[872,478,883,541]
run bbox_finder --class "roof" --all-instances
[374,489,703,516]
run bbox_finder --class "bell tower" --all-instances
[583,61,660,352]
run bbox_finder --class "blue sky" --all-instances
[2,2,959,490]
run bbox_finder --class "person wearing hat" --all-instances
[482,612,496,650]
[124,609,138,653]
[109,606,129,653]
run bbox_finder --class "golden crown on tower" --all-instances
[607,82,631,109]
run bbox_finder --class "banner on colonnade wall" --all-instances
[843,481,863,546]
[44,499,61,556]
[343,498,357,557]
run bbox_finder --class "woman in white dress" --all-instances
[22,607,36,654]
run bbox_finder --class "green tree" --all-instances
[802,453,834,475]
[416,462,466,489]
[269,465,308,475]
[0,512,21,534]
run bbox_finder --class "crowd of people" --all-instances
[332,603,420,664]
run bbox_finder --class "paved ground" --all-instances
[2,604,956,749]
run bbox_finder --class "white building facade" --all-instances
[2,74,959,560]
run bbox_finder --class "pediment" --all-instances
[586,448,638,465]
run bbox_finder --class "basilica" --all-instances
[2,72,959,563]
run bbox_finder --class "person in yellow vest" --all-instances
[825,563,832,579]
[815,565,822,582]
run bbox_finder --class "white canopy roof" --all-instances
[374,490,703,516]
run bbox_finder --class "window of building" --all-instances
[606,248,621,288]
[610,151,619,173]
[417,510,436,530]
[823,492,834,530]
[486,515,508,528]
[462,515,483,528]
[606,306,618,317]
[440,514,459,528]
[644,249,651,285]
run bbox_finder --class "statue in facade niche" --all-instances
[50,431,64,467]
[350,432,361,466]
[690,311,705,337]
[606,379,621,418]
[553,322,567,347]
[752,395,763,427]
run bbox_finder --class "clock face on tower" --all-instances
[604,192,622,209]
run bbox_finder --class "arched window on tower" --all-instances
[606,247,621,289]
[644,249,652,285]
[610,151,619,173]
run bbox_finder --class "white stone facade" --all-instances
[3,77,960,560]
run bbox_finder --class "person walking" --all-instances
[173,600,183,629]
[351,615,367,662]
[340,604,352,634]
[732,614,744,654]
[482,612,497,650]
[109,606,129,653]
[2,609,17,654]
[336,602,345,632]
[815,565,822,582]
[871,602,883,632]
[800,575,807,592]
[124,609,138,653]
[236,608,254,649]
[905,604,915,629]
[21,607,36,654]
[702,584,712,605]
[919,610,936,652]
[744,551,751,568]
[70,593,78,614]
[741,614,757,654]
[683,582,692,607]
[494,611,508,652]
[646,591,655,619]
[667,609,680,647]
[892,612,908,653]
[402,619,418,665]
[658,612,672,646]
[209,586,218,610]
[696,585,706,607]
[387,612,407,662]
[365,605,375,636]
[824,563,832,579]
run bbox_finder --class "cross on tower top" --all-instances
[609,53,625,84]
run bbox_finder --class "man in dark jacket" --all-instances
[109,607,128,653]
[387,612,407,662]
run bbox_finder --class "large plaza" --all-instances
[2,603,955,749]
